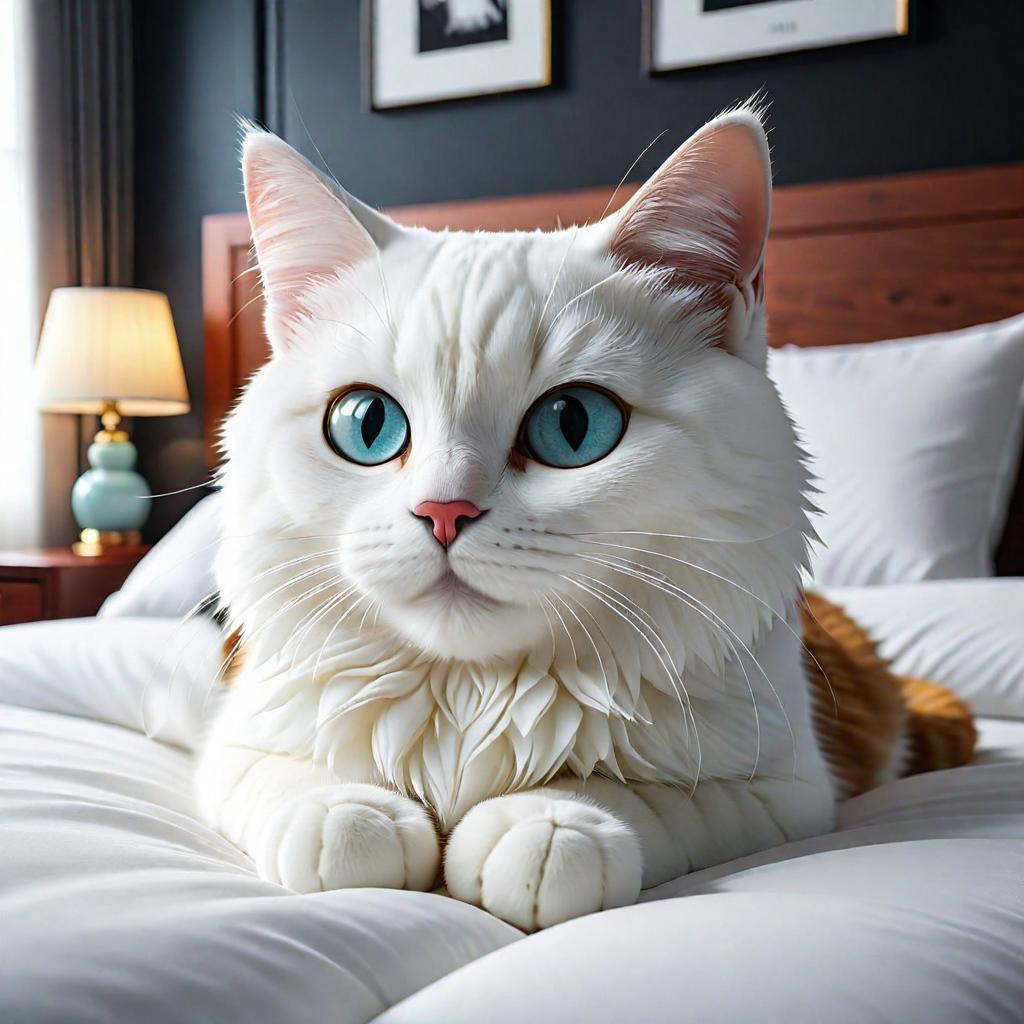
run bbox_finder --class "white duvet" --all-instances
[1,581,1023,1023]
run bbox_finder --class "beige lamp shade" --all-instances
[35,287,190,416]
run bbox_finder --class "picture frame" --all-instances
[644,0,910,73]
[365,0,552,111]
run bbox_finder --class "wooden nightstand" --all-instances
[0,547,149,626]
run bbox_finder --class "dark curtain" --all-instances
[27,0,133,544]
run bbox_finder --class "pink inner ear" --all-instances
[711,123,771,278]
[243,134,377,325]
[610,117,771,289]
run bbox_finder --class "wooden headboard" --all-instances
[203,162,1024,572]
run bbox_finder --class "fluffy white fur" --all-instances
[197,105,835,932]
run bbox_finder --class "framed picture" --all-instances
[365,0,551,110]
[644,0,909,73]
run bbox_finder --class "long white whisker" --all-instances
[375,247,397,338]
[311,590,374,688]
[570,572,683,694]
[531,227,579,364]
[241,548,341,590]
[597,129,669,222]
[138,528,368,642]
[541,593,577,666]
[792,595,844,719]
[224,562,338,634]
[561,589,651,725]
[563,525,797,546]
[349,281,397,342]
[159,550,343,713]
[358,597,380,633]
[583,552,793,780]
[563,572,702,789]
[138,480,217,500]
[579,553,764,780]
[312,314,380,348]
[546,313,604,368]
[536,596,558,663]
[572,572,702,760]
[143,590,222,738]
[220,575,342,673]
[547,267,628,333]
[583,537,837,718]
[201,574,346,716]
[134,531,348,603]
[165,553,344,730]
[550,590,613,710]
[288,585,359,672]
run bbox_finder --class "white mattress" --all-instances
[1,603,1023,1024]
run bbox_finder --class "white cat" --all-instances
[197,104,835,932]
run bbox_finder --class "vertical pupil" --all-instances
[360,396,386,448]
[557,395,589,451]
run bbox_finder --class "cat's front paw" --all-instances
[445,791,642,931]
[256,783,440,893]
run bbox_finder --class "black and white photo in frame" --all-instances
[644,0,909,72]
[366,0,551,109]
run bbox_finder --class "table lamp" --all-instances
[34,287,190,556]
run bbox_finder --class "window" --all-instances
[0,0,40,546]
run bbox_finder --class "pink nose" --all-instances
[413,500,483,548]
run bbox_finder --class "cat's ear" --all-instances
[610,106,771,288]
[241,127,400,340]
[603,105,771,363]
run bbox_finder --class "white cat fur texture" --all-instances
[197,104,835,933]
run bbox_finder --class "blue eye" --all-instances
[522,384,627,468]
[325,387,409,465]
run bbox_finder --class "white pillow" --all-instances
[821,579,1024,720]
[99,493,221,618]
[769,314,1024,586]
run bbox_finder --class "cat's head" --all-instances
[218,105,810,669]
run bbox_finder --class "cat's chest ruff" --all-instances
[235,621,794,829]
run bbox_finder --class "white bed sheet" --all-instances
[1,601,1022,1024]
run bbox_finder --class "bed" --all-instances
[3,162,1024,1023]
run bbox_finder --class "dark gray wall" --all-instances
[133,0,1024,536]
[133,0,261,533]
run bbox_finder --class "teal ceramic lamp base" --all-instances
[71,402,150,557]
